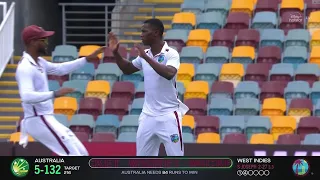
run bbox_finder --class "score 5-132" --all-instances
[34,165,62,175]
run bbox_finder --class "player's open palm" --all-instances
[108,32,119,53]
[55,87,75,97]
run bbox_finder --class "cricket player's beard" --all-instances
[38,47,47,55]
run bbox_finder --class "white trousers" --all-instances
[136,110,184,156]
[23,115,88,156]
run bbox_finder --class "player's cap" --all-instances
[22,25,55,44]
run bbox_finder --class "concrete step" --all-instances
[0,81,17,86]
[129,24,171,30]
[0,90,20,98]
[0,103,21,107]
[0,112,23,117]
[0,125,16,134]
[4,64,17,73]
[0,85,18,90]
[138,7,180,13]
[0,107,23,112]
[0,116,20,122]
[0,133,10,140]
[0,98,20,103]
[0,73,16,81]
[13,56,51,63]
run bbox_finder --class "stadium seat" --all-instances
[234,81,260,99]
[62,80,88,100]
[280,11,304,35]
[235,29,260,48]
[307,11,320,35]
[261,98,287,116]
[256,46,281,64]
[303,134,320,145]
[69,114,95,135]
[285,29,310,49]
[269,63,294,82]
[287,98,313,122]
[85,80,110,103]
[260,29,285,49]
[211,29,237,50]
[92,133,116,142]
[95,114,120,134]
[177,63,195,88]
[70,62,95,80]
[254,0,279,14]
[130,98,144,115]
[210,81,234,99]
[184,98,207,116]
[182,115,195,133]
[230,0,255,17]
[245,116,271,140]
[234,98,260,116]
[282,47,308,69]
[297,117,320,140]
[164,29,189,52]
[311,30,320,50]
[284,81,310,101]
[197,132,220,143]
[78,97,103,120]
[119,115,139,133]
[181,0,205,14]
[176,82,186,101]
[117,132,137,142]
[208,97,233,115]
[250,133,274,144]
[135,82,145,98]
[54,114,69,127]
[180,46,203,64]
[95,63,122,83]
[10,132,34,143]
[219,116,245,140]
[205,0,230,17]
[314,100,320,116]
[231,46,255,64]
[172,12,196,30]
[311,81,320,105]
[223,133,248,144]
[52,45,78,63]
[129,48,139,60]
[111,81,135,103]
[244,64,272,84]
[48,80,60,91]
[219,63,244,87]
[196,12,225,30]
[186,29,211,52]
[183,133,195,143]
[104,98,130,120]
[205,46,229,64]
[270,116,296,140]
[305,0,320,17]
[194,63,220,85]
[224,12,250,32]
[184,81,209,100]
[260,81,286,103]
[53,97,78,120]
[103,46,127,63]
[194,115,219,136]
[277,134,301,145]
[48,75,68,86]
[73,132,89,142]
[79,45,102,68]
[280,0,304,16]
[121,71,144,87]
[310,46,320,68]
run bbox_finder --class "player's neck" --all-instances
[150,40,165,56]
[25,49,40,64]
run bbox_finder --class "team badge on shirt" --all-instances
[170,134,179,143]
[158,54,165,63]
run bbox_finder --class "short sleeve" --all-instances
[166,50,180,70]
[132,56,143,70]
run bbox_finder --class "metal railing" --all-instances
[0,2,15,77]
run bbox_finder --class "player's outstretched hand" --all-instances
[54,87,76,97]
[86,46,106,62]
[134,44,148,59]
[108,32,120,54]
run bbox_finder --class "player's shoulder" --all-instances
[164,46,179,58]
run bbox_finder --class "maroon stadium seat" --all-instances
[211,81,234,98]
[224,12,250,33]
[244,64,272,85]
[260,81,286,102]
[78,97,103,120]
[280,3,303,17]
[166,37,186,53]
[295,68,319,87]
[297,117,320,140]
[211,29,237,51]
[111,81,135,103]
[48,75,68,86]
[288,98,313,116]
[256,46,281,64]
[280,11,304,35]
[104,97,130,120]
[184,98,207,116]
[277,134,301,145]
[235,29,260,48]
[73,132,89,142]
[223,133,248,144]
[129,48,139,60]
[255,0,279,14]
[103,46,127,63]
[194,116,219,136]
[305,0,320,17]
[92,133,116,142]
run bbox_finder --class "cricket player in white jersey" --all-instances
[108,19,189,156]
[16,25,105,156]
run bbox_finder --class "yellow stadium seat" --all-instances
[184,81,209,100]
[54,97,78,120]
[177,63,195,88]
[231,46,255,61]
[79,45,103,59]
[280,0,304,11]
[230,0,255,17]
[250,133,274,144]
[307,11,320,35]
[182,115,195,130]
[85,80,110,103]
[172,12,196,27]
[310,30,320,49]
[309,46,320,68]
[10,132,34,143]
[219,63,244,87]
[186,29,211,52]
[197,133,220,143]
[270,116,296,140]
[261,98,286,116]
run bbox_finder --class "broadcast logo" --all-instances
[292,159,310,176]
[11,158,30,177]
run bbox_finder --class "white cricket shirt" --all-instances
[16,52,87,118]
[132,42,183,116]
